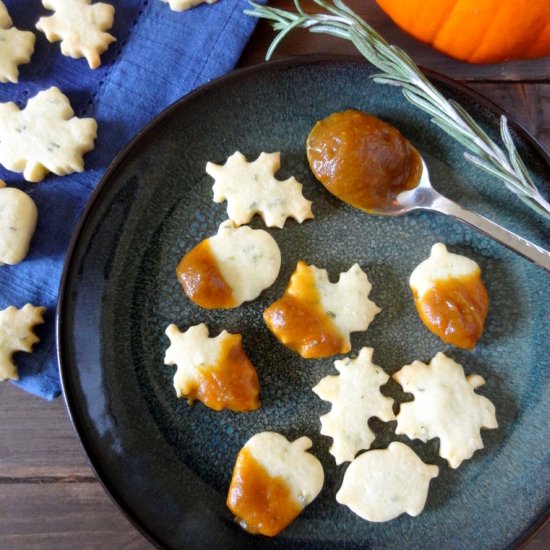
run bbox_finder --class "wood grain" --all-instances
[0,0,548,547]
[0,482,152,550]
[0,385,90,479]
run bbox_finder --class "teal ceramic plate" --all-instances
[58,57,550,549]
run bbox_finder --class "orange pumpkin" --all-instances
[376,0,550,63]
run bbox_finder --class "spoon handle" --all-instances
[427,194,550,272]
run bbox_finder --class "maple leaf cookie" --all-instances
[337,442,439,522]
[176,220,281,309]
[0,180,38,265]
[313,347,395,464]
[0,86,97,182]
[164,323,260,412]
[36,0,116,69]
[263,261,380,358]
[410,243,489,349]
[0,304,46,381]
[161,0,218,12]
[393,352,498,468]
[227,432,324,536]
[0,1,35,83]
[206,151,313,228]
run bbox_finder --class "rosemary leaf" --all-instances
[464,153,532,196]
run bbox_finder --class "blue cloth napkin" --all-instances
[0,0,264,399]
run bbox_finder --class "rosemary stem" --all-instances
[246,0,550,221]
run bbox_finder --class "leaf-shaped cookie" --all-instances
[0,1,35,83]
[393,352,498,468]
[207,151,313,228]
[0,86,97,182]
[0,304,46,381]
[36,0,115,69]
[313,347,395,464]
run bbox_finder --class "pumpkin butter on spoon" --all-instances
[306,109,488,349]
[307,109,422,211]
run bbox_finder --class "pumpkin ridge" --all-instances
[434,0,503,62]
[430,0,463,45]
[408,0,457,43]
[470,3,550,62]
[531,19,550,58]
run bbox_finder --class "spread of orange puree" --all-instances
[306,109,422,211]
[263,261,346,358]
[190,334,260,412]
[414,271,489,349]
[227,448,302,537]
[176,239,235,309]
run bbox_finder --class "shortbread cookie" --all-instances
[164,323,260,411]
[161,0,217,11]
[410,243,489,349]
[0,304,46,381]
[264,261,380,358]
[0,86,97,182]
[336,442,438,522]
[0,180,38,265]
[176,220,281,309]
[393,352,498,468]
[0,1,35,83]
[227,432,324,536]
[36,0,115,69]
[313,347,395,464]
[207,151,313,228]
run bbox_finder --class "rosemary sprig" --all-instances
[245,0,550,220]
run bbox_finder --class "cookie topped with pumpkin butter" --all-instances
[227,432,324,536]
[176,220,281,309]
[164,323,260,412]
[409,243,489,349]
[263,261,380,358]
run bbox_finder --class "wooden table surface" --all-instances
[1,1,548,548]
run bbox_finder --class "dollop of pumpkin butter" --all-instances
[306,109,422,211]
[410,243,489,349]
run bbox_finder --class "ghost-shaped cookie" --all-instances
[313,347,396,464]
[336,441,438,522]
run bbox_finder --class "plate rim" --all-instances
[56,54,550,550]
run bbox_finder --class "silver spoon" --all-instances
[369,158,550,272]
